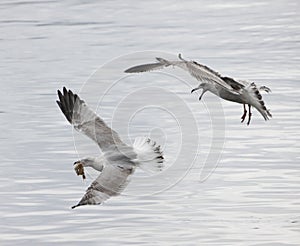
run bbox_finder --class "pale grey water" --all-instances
[1,0,300,245]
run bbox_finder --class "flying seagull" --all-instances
[125,54,272,125]
[56,87,164,209]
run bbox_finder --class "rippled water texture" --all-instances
[1,0,299,245]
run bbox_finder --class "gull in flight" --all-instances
[125,54,272,125]
[57,87,164,209]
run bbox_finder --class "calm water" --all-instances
[1,0,300,245]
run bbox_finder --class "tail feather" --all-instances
[248,83,272,120]
[133,137,164,173]
[259,85,272,93]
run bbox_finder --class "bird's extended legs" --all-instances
[191,86,201,94]
[191,87,207,101]
[198,89,208,101]
[247,105,252,125]
[241,104,247,123]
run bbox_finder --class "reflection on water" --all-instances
[1,0,300,245]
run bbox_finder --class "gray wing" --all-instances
[72,163,134,208]
[125,54,239,94]
[56,87,126,152]
[222,77,246,90]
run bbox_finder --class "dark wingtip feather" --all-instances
[57,89,63,101]
[63,87,68,96]
[56,87,75,123]
[56,100,62,109]
[71,204,80,209]
[124,65,148,73]
[124,63,164,73]
[124,67,134,73]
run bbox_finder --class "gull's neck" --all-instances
[84,156,105,172]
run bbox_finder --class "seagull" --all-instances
[56,87,164,209]
[125,54,272,125]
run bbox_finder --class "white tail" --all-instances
[133,137,164,173]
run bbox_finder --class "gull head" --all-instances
[74,157,104,175]
[73,157,98,179]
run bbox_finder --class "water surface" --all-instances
[0,0,299,245]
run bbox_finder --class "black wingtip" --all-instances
[71,204,79,209]
[56,100,62,109]
[57,89,63,99]
[124,67,137,73]
[56,87,76,123]
[71,202,83,209]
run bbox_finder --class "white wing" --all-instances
[57,87,126,152]
[125,54,239,94]
[72,163,134,209]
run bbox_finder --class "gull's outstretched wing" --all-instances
[72,162,134,209]
[56,87,126,152]
[125,54,240,94]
